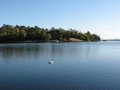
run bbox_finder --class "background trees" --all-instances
[0,24,101,42]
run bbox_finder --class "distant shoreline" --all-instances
[0,38,98,43]
[101,39,120,41]
[0,40,100,44]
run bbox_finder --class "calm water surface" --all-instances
[0,42,120,90]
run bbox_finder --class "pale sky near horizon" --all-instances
[0,0,120,39]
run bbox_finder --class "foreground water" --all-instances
[0,41,120,90]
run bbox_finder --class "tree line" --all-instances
[0,24,100,42]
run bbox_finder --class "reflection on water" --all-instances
[0,44,43,59]
[0,43,93,62]
[0,42,120,90]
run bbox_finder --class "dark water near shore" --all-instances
[0,41,120,90]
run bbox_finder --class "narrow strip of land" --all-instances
[0,24,100,43]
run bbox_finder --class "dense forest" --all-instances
[0,24,100,43]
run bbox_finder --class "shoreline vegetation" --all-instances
[0,24,100,43]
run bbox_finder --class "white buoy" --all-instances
[48,61,55,64]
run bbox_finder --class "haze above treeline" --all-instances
[0,24,100,43]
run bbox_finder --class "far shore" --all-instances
[0,38,100,44]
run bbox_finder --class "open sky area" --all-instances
[0,0,120,39]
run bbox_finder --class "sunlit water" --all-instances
[0,41,120,90]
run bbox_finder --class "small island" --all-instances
[0,24,100,43]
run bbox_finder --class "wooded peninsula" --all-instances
[0,24,100,43]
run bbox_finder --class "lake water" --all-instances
[0,41,120,90]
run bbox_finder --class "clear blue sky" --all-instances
[0,0,120,39]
